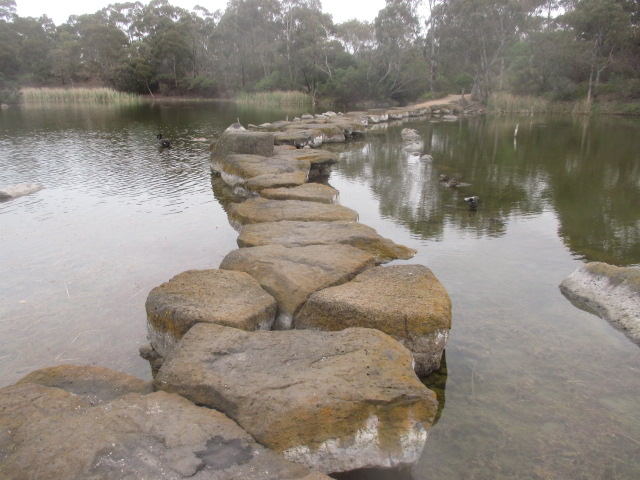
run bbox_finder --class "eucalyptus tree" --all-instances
[561,0,634,105]
[0,0,16,21]
[215,0,281,89]
[279,0,339,102]
[433,0,543,102]
[9,16,57,83]
[373,0,424,100]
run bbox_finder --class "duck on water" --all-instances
[157,134,171,148]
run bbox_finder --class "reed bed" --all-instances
[235,90,311,105]
[21,87,141,104]
[488,93,550,114]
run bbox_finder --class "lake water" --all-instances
[1,102,639,479]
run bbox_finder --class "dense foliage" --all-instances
[1,0,639,106]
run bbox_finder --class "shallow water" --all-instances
[1,105,639,479]
[326,116,640,479]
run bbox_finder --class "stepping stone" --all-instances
[296,265,452,376]
[237,220,416,264]
[211,130,274,158]
[2,368,329,480]
[154,323,438,474]
[245,171,309,193]
[146,269,277,358]
[220,244,375,329]
[259,183,339,204]
[273,148,339,178]
[211,153,309,188]
[227,198,358,231]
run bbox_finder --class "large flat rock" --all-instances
[1,370,329,480]
[211,130,275,158]
[237,220,416,264]
[154,323,438,474]
[245,171,309,193]
[259,183,339,204]
[560,262,640,344]
[146,269,277,358]
[273,148,339,179]
[211,153,309,189]
[220,244,375,329]
[227,198,358,230]
[296,265,452,376]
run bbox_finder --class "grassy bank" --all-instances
[21,87,142,104]
[488,92,640,115]
[235,90,311,105]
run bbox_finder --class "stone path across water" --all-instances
[1,103,461,478]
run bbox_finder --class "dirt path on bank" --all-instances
[411,94,465,109]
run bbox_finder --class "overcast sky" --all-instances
[15,0,388,25]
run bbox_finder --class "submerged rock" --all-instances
[296,265,452,376]
[227,197,358,230]
[0,182,44,199]
[154,323,438,474]
[220,244,375,329]
[1,368,329,480]
[560,262,640,344]
[236,220,416,265]
[146,269,277,358]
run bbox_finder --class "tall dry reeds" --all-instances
[235,90,311,105]
[488,93,550,114]
[21,87,141,104]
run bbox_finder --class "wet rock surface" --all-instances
[220,244,375,329]
[1,368,330,480]
[236,220,416,264]
[259,183,339,203]
[17,364,152,404]
[145,269,277,358]
[227,197,359,230]
[560,262,640,344]
[296,265,452,376]
[154,323,438,474]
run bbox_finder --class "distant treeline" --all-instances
[1,0,639,108]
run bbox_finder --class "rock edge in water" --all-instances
[560,262,640,345]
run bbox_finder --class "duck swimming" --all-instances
[464,196,480,210]
[157,134,171,148]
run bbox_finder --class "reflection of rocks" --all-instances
[560,262,640,344]
[154,323,438,474]
[146,269,277,357]
[220,244,375,329]
[237,220,416,265]
[227,197,358,230]
[401,128,423,155]
[2,367,329,480]
[400,128,422,142]
[296,265,451,376]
